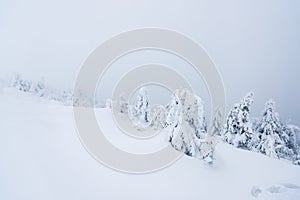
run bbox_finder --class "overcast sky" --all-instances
[0,0,299,123]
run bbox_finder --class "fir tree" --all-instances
[199,108,223,164]
[105,98,112,109]
[165,88,207,158]
[223,92,254,149]
[128,87,150,129]
[62,89,74,106]
[115,95,128,114]
[149,105,167,130]
[72,89,93,107]
[30,78,45,97]
[254,100,299,161]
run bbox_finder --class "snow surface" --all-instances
[1,89,300,200]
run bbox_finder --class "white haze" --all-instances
[0,0,300,122]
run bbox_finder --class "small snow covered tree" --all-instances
[283,125,299,159]
[199,108,223,164]
[165,88,207,158]
[30,78,45,97]
[105,98,112,109]
[210,108,223,136]
[171,121,197,156]
[289,125,300,148]
[165,90,183,141]
[166,89,207,139]
[12,74,32,92]
[286,125,300,165]
[12,74,21,88]
[73,89,93,107]
[254,100,284,158]
[199,133,218,165]
[254,100,299,160]
[115,95,128,114]
[223,92,254,150]
[62,89,74,106]
[150,105,167,130]
[47,90,62,102]
[128,88,150,129]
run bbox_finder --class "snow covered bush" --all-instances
[223,92,254,149]
[12,74,32,92]
[128,88,151,130]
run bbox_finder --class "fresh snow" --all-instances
[1,89,300,200]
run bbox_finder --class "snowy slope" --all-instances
[1,89,300,200]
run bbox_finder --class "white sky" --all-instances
[0,0,300,122]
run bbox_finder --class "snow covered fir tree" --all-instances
[223,92,254,149]
[127,87,151,130]
[149,105,167,130]
[199,108,224,164]
[254,100,300,163]
[12,74,32,92]
[29,78,46,97]
[164,89,211,160]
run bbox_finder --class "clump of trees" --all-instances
[222,93,300,165]
[120,88,300,165]
[8,73,300,165]
[10,74,94,107]
[123,88,215,165]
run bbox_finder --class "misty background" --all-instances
[0,0,299,123]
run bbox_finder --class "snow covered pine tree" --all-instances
[165,89,208,158]
[72,89,93,107]
[199,108,223,164]
[29,78,45,97]
[149,105,167,130]
[114,95,128,114]
[254,100,299,161]
[127,87,151,130]
[223,92,254,150]
[12,74,32,92]
[62,89,74,106]
[288,125,300,165]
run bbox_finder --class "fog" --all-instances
[0,0,299,123]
